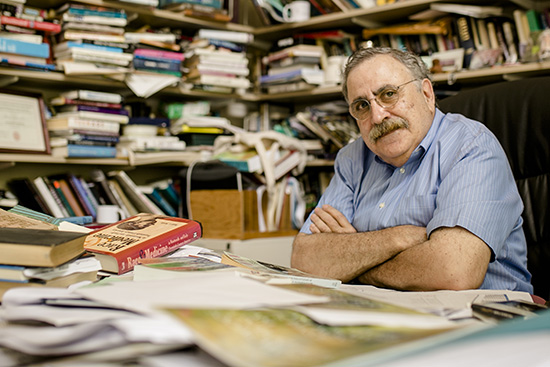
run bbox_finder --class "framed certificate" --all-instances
[0,90,50,154]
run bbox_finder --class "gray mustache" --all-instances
[369,118,409,142]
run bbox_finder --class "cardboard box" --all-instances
[190,189,296,240]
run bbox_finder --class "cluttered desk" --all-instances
[0,207,549,367]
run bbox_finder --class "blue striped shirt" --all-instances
[301,109,533,293]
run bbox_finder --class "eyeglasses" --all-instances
[349,79,420,121]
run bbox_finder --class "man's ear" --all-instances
[421,78,436,111]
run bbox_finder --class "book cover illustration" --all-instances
[166,307,464,367]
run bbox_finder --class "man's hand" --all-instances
[310,205,357,234]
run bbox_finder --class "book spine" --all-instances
[0,58,55,70]
[110,171,165,215]
[57,178,86,217]
[76,90,122,104]
[147,189,178,217]
[40,177,70,217]
[155,184,181,212]
[60,104,128,115]
[65,144,117,158]
[0,15,61,33]
[89,169,119,206]
[32,177,66,218]
[133,48,185,61]
[196,29,253,44]
[78,176,100,212]
[133,57,182,72]
[161,0,223,10]
[65,7,126,19]
[107,180,131,218]
[62,13,127,27]
[456,16,476,69]
[57,41,123,53]
[115,221,203,274]
[48,118,121,133]
[67,174,97,218]
[0,37,49,58]
[49,179,76,217]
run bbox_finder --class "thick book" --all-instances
[220,252,342,288]
[59,89,122,104]
[0,37,50,58]
[0,228,87,267]
[0,15,61,33]
[84,213,203,274]
[61,12,127,27]
[51,144,118,158]
[32,176,66,218]
[47,117,121,134]
[262,44,325,65]
[133,48,185,61]
[54,40,124,54]
[186,74,251,89]
[53,110,129,124]
[133,57,182,72]
[56,104,128,116]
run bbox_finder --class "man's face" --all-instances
[346,55,436,167]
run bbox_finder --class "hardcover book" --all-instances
[0,228,87,267]
[84,213,203,274]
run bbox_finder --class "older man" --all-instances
[291,47,532,293]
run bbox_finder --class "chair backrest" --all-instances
[438,77,550,300]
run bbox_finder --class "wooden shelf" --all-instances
[0,151,202,168]
[431,60,550,86]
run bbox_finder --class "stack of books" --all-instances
[170,115,235,147]
[48,89,126,158]
[52,3,132,75]
[118,116,187,155]
[261,44,325,93]
[183,29,252,94]
[0,2,60,71]
[159,0,232,22]
[0,209,98,301]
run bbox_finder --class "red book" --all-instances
[0,15,61,33]
[84,214,202,274]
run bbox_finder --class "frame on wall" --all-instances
[0,89,50,154]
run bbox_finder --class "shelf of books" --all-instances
[29,0,253,32]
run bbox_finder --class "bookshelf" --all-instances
[3,0,550,214]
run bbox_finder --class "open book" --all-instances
[221,252,341,288]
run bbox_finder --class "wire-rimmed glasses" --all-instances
[349,79,420,121]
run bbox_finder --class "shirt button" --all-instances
[399,167,405,174]
[379,203,385,209]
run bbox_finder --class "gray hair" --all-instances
[341,47,432,102]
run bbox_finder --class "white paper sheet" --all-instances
[75,271,329,314]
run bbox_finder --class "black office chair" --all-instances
[438,76,550,300]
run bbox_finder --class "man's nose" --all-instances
[370,99,391,124]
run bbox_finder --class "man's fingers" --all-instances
[322,204,352,227]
